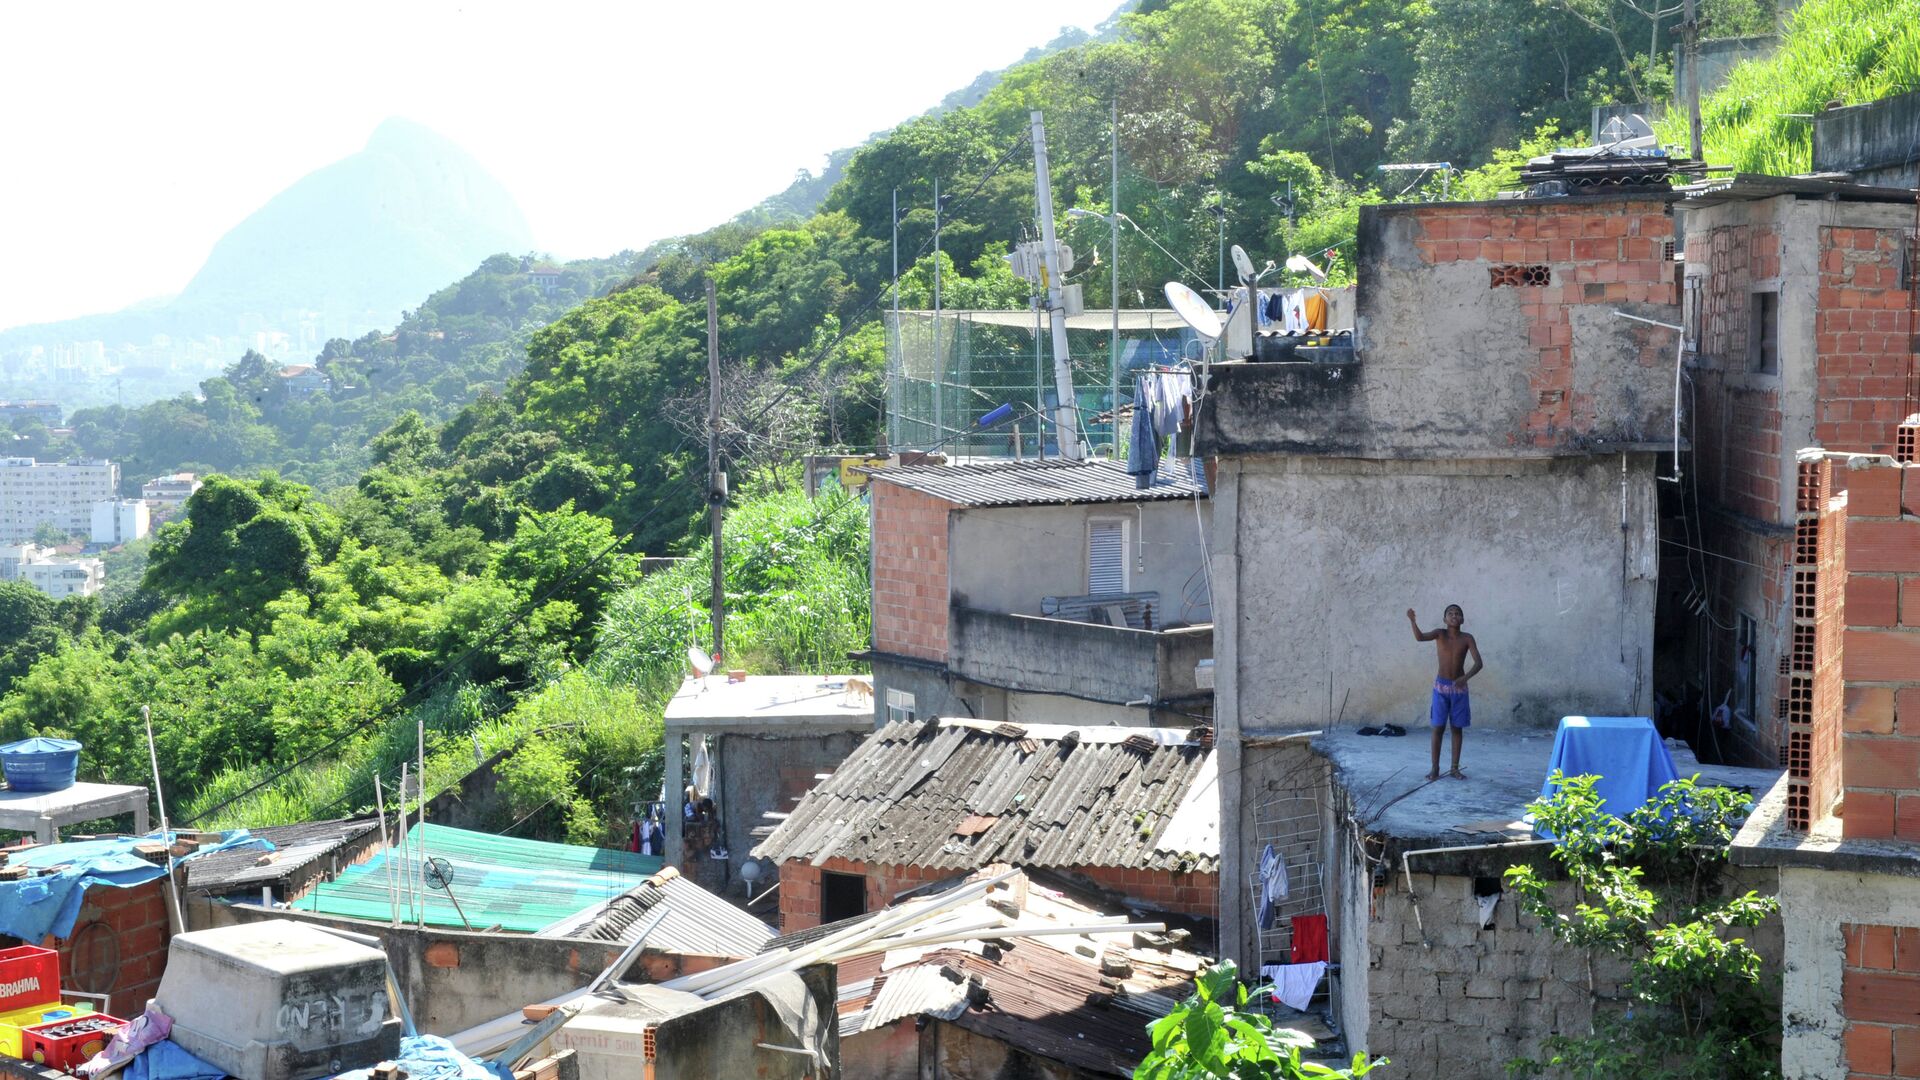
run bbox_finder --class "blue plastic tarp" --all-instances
[1539,716,1680,825]
[124,1040,225,1080]
[0,831,268,942]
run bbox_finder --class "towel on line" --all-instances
[1260,961,1328,1011]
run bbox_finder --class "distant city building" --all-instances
[274,364,332,397]
[90,498,150,546]
[0,401,62,427]
[0,457,119,543]
[142,472,202,510]
[0,543,103,598]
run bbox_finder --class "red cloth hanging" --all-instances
[1291,914,1328,963]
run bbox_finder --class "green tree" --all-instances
[1503,774,1780,1079]
[0,583,63,696]
[144,473,340,635]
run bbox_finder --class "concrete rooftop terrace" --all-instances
[1312,727,1782,847]
[663,673,876,731]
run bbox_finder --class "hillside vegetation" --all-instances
[4,0,1913,844]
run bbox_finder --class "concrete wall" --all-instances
[644,963,837,1080]
[926,1020,1095,1080]
[1814,88,1920,190]
[1777,865,1920,1080]
[714,729,868,893]
[1198,199,1682,460]
[1213,454,1658,734]
[1361,858,1782,1075]
[949,609,1211,708]
[948,501,1212,627]
[1674,35,1779,105]
[868,656,994,725]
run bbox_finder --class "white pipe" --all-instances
[375,774,396,928]
[418,717,428,931]
[141,705,186,933]
[1398,838,1551,946]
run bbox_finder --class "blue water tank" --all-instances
[0,738,81,793]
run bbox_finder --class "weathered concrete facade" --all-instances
[866,470,1213,729]
[1814,88,1920,190]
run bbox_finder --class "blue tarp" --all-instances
[1539,716,1680,824]
[333,1035,503,1080]
[124,1040,224,1080]
[0,831,267,942]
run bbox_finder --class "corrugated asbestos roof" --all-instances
[539,868,774,958]
[184,818,380,893]
[862,964,973,1029]
[1679,172,1920,207]
[865,459,1204,508]
[751,718,1218,874]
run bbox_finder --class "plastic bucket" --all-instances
[0,739,80,793]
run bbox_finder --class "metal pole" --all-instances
[932,178,944,448]
[706,280,725,660]
[417,716,427,930]
[1029,110,1083,460]
[1109,97,1121,454]
[890,187,899,453]
[375,773,397,927]
[1684,0,1703,164]
[141,706,186,933]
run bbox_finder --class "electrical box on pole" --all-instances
[1029,110,1084,461]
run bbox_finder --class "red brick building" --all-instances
[1668,178,1918,768]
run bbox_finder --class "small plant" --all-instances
[1136,961,1388,1079]
[1503,773,1780,1080]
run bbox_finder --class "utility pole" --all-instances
[889,187,899,453]
[705,280,725,662]
[1108,97,1120,452]
[931,177,944,449]
[1030,110,1084,461]
[1684,0,1703,164]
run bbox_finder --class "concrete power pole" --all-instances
[1684,0,1703,164]
[1030,110,1084,461]
[1108,97,1120,452]
[706,279,725,662]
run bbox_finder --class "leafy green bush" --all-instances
[1136,961,1388,1079]
[1503,773,1780,1080]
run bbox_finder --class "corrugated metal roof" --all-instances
[184,818,380,893]
[861,964,972,1028]
[866,459,1204,508]
[539,868,774,958]
[751,719,1217,874]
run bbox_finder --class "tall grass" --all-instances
[1655,0,1920,173]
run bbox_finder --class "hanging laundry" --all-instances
[1257,844,1290,930]
[1304,290,1329,331]
[1127,371,1193,489]
[1265,290,1288,325]
[1260,962,1328,1011]
[1291,913,1329,963]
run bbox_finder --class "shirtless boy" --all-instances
[1407,604,1484,781]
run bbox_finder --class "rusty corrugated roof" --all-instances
[751,719,1217,874]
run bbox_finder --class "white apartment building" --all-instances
[0,544,103,598]
[91,498,150,546]
[0,458,120,543]
[142,472,201,511]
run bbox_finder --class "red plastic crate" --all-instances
[0,946,59,1014]
[23,1013,125,1074]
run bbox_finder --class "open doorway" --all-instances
[822,870,867,923]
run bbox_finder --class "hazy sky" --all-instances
[0,0,1119,331]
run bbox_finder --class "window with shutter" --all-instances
[1087,518,1128,594]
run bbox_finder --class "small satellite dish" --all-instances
[424,857,455,891]
[1231,245,1256,285]
[687,645,715,677]
[1285,254,1328,281]
[1164,282,1221,340]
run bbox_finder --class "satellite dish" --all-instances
[424,857,455,891]
[1285,254,1328,281]
[1164,282,1221,340]
[1231,245,1256,285]
[687,645,715,677]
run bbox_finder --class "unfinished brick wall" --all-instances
[869,481,954,662]
[776,856,1219,933]
[1839,923,1920,1077]
[52,877,173,1016]
[1406,201,1678,448]
[1816,227,1916,454]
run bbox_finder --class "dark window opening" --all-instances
[1749,292,1779,374]
[822,870,867,923]
[1490,264,1552,287]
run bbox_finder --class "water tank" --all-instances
[0,738,80,793]
[155,921,401,1080]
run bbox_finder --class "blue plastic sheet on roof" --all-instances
[0,831,267,941]
[1538,716,1680,831]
